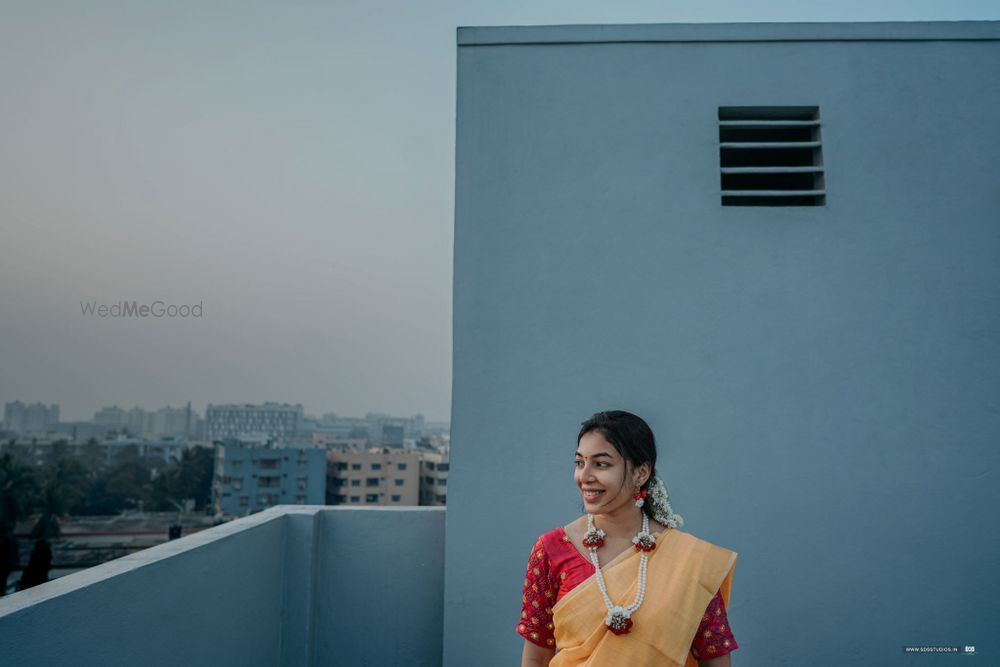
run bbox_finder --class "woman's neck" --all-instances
[591,505,644,539]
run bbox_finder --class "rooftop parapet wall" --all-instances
[0,506,445,667]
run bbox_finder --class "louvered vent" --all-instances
[719,106,825,206]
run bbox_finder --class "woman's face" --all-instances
[575,430,638,514]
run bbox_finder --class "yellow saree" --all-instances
[551,529,737,667]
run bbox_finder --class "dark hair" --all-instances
[577,410,658,520]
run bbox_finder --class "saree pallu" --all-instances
[551,529,737,667]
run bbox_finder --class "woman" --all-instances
[517,410,739,667]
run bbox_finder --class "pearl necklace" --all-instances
[584,512,655,635]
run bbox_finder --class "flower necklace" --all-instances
[582,504,657,636]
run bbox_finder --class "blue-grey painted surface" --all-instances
[280,510,323,667]
[0,506,446,667]
[448,21,1000,666]
[314,507,446,666]
[0,509,286,666]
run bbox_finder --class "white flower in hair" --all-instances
[649,476,684,529]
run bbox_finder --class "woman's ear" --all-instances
[634,462,651,488]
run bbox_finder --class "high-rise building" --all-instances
[205,402,303,442]
[213,439,326,516]
[327,449,421,506]
[3,401,60,433]
[93,406,127,428]
[153,403,196,437]
[418,448,449,507]
[125,407,149,436]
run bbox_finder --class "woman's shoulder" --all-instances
[534,525,569,548]
[648,518,668,535]
[670,529,738,558]
[529,519,582,553]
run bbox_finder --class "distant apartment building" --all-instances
[93,405,128,428]
[312,433,367,448]
[4,401,60,434]
[205,403,303,442]
[381,424,404,447]
[152,404,198,438]
[315,413,372,438]
[213,439,326,516]
[300,413,441,445]
[125,407,152,436]
[364,413,429,444]
[418,448,449,506]
[421,421,451,438]
[327,449,421,506]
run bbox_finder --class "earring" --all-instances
[633,488,647,508]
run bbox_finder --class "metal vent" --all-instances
[719,106,825,206]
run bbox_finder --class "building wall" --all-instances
[93,405,126,427]
[327,450,421,506]
[418,449,449,506]
[4,401,60,433]
[448,22,1000,666]
[152,405,196,437]
[206,402,303,441]
[215,441,326,516]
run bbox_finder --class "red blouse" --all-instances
[516,528,739,660]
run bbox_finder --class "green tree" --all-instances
[175,446,214,510]
[83,447,152,515]
[78,438,105,472]
[150,446,215,512]
[17,455,88,592]
[42,439,71,469]
[0,452,39,596]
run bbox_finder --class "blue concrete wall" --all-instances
[0,510,286,666]
[0,506,446,667]
[448,22,1000,666]
[313,508,445,666]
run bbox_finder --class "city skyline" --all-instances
[3,397,442,426]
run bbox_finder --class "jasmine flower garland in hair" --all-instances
[649,476,684,529]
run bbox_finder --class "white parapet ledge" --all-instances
[457,21,1000,46]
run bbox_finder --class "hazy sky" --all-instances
[1,1,997,423]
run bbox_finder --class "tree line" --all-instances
[0,438,215,596]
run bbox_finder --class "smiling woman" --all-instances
[516,410,740,667]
